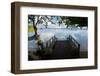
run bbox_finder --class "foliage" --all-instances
[60,16,88,28]
[28,25,34,32]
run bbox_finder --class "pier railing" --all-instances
[45,35,57,48]
[44,35,80,51]
[68,35,80,56]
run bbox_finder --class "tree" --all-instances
[60,16,71,28]
[28,15,38,36]
[60,16,88,28]
[68,17,88,28]
[28,15,57,38]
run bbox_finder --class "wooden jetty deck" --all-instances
[28,35,80,60]
[51,40,79,59]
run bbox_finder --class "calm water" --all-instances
[28,28,88,52]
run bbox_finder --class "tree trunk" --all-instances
[32,16,37,36]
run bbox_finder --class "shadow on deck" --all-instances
[51,40,79,59]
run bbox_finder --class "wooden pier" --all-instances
[28,35,80,60]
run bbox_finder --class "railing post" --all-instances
[46,42,47,48]
[69,35,72,42]
[78,44,80,57]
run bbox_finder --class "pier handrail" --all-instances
[45,35,57,48]
[68,35,80,50]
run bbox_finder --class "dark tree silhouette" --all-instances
[28,15,38,37]
[68,17,88,26]
[60,16,88,28]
